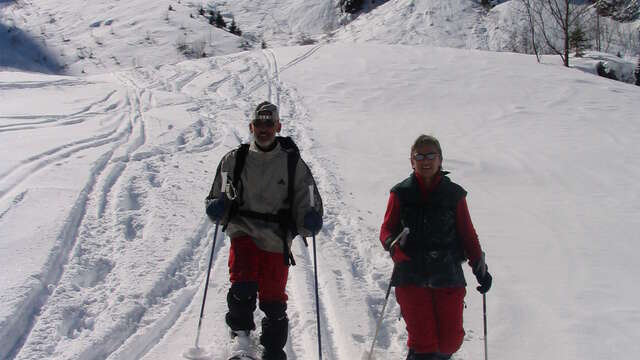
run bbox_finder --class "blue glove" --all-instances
[303,210,322,235]
[205,197,227,222]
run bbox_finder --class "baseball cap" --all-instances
[253,101,280,123]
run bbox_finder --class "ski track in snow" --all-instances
[6,71,148,359]
[1,43,341,359]
[146,44,384,360]
[252,45,406,360]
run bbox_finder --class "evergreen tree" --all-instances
[569,25,588,57]
[228,19,242,36]
[215,12,226,29]
[342,0,364,13]
[198,7,205,16]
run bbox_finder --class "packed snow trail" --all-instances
[136,45,413,360]
[1,45,378,360]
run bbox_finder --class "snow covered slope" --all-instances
[1,0,242,74]
[0,0,341,75]
[0,0,544,76]
[209,0,341,45]
[2,43,640,360]
[333,0,492,49]
[3,0,638,77]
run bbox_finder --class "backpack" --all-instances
[224,136,301,265]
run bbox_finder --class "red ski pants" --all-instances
[395,286,466,354]
[228,236,289,303]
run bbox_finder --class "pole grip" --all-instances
[309,185,315,207]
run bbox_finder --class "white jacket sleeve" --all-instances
[292,158,323,237]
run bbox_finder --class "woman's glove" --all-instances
[383,231,411,264]
[473,256,493,294]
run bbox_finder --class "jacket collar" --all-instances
[413,171,444,200]
[249,140,281,159]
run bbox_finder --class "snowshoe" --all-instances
[227,330,258,360]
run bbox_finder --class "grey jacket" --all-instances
[206,141,323,253]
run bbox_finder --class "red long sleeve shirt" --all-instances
[380,173,483,267]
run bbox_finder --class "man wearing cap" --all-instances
[205,101,323,360]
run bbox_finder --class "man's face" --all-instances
[250,118,281,148]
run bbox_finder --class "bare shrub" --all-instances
[297,33,317,45]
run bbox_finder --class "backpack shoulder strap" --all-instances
[223,143,249,232]
[233,143,250,186]
[277,136,300,153]
[276,136,300,204]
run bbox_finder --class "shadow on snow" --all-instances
[0,22,64,74]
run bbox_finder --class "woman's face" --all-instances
[411,144,442,181]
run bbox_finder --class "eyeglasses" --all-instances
[413,152,439,161]
[252,119,276,128]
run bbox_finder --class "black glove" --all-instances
[473,262,492,294]
[383,228,409,255]
[303,209,322,235]
[205,197,227,222]
[383,236,395,253]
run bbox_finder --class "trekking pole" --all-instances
[367,268,394,360]
[483,293,488,360]
[366,228,409,360]
[193,218,220,350]
[309,185,323,360]
[192,173,227,353]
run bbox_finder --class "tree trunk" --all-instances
[521,0,540,62]
[564,0,570,67]
[595,13,601,52]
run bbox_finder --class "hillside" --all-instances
[1,0,242,74]
[2,0,638,77]
[333,0,491,48]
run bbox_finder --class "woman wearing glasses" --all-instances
[379,135,492,360]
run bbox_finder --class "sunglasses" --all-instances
[252,118,276,128]
[413,152,439,161]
